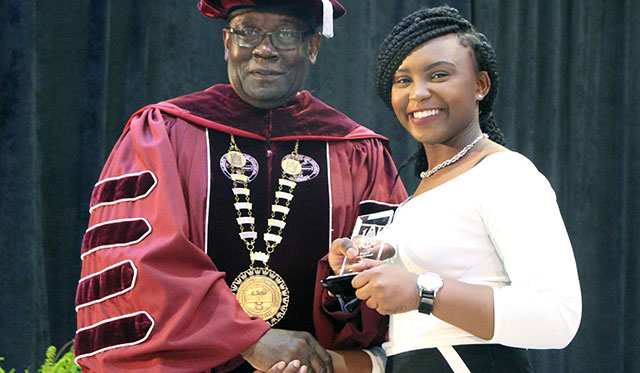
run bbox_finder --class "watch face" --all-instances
[418,273,443,291]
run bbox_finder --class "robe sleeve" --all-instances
[74,108,269,372]
[313,137,408,350]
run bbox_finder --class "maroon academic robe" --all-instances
[74,84,407,372]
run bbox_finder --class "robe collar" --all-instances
[124,84,387,143]
[161,84,384,141]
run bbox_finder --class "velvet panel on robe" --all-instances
[74,84,407,372]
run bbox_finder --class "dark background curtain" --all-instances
[1,0,638,371]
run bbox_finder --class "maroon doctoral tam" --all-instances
[197,0,346,37]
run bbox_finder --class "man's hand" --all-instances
[242,329,333,373]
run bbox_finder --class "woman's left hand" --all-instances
[351,261,420,315]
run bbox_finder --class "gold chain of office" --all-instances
[226,134,302,326]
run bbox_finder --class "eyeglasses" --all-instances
[228,27,312,50]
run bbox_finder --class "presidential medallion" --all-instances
[230,267,289,326]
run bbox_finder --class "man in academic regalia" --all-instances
[73,1,407,372]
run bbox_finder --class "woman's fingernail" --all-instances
[292,360,301,368]
[276,361,286,370]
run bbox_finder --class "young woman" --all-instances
[323,6,582,373]
[264,6,581,373]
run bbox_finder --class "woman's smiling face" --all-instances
[391,33,489,146]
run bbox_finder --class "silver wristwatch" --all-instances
[417,272,443,314]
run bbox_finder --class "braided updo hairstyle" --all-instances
[375,6,506,178]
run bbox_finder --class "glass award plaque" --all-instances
[321,209,395,300]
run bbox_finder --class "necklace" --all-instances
[420,133,488,179]
[226,134,302,326]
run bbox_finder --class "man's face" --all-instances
[223,11,321,109]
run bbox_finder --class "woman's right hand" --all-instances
[329,238,360,275]
[329,237,396,275]
[255,360,307,373]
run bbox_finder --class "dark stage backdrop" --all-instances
[1,0,638,371]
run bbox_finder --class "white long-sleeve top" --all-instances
[381,151,582,357]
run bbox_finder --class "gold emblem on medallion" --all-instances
[281,158,302,176]
[231,267,289,326]
[227,151,246,168]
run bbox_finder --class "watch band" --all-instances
[418,288,436,314]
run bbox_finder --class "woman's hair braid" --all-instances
[376,6,505,178]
